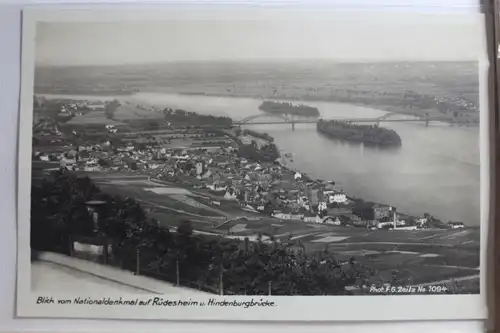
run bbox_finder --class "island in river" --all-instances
[317,119,402,147]
[259,101,320,117]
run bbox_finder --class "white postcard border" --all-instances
[16,7,489,321]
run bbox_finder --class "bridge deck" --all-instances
[236,118,439,125]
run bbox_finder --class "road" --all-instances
[31,252,211,295]
[32,261,152,294]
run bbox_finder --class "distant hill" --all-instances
[34,61,479,123]
[34,61,478,100]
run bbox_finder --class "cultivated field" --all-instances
[66,112,125,126]
[112,102,164,121]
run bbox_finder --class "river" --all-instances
[40,92,481,225]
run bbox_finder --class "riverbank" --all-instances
[36,90,479,127]
[32,251,209,295]
[174,90,479,127]
[218,126,449,229]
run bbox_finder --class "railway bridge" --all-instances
[234,112,438,131]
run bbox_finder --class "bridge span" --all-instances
[239,118,438,125]
[235,116,440,130]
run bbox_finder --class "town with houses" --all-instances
[33,97,443,233]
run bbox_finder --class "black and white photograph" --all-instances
[17,8,489,321]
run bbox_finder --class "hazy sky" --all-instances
[34,11,483,66]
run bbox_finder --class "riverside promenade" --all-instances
[31,252,210,295]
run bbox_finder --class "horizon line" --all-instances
[35,59,479,69]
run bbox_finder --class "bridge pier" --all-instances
[291,122,295,131]
[425,119,429,127]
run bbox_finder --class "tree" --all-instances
[136,143,148,151]
[260,143,280,161]
[104,100,120,119]
[352,200,375,220]
[147,121,159,131]
[177,220,193,237]
[263,201,274,216]
[338,215,350,226]
[98,158,110,167]
[30,171,100,253]
[79,150,90,159]
[406,216,417,226]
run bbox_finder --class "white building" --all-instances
[60,157,76,166]
[83,164,101,172]
[416,218,428,228]
[273,213,293,220]
[207,184,227,193]
[195,162,204,176]
[303,216,322,223]
[224,189,238,200]
[329,193,347,204]
[448,222,465,229]
[323,217,341,225]
[377,220,406,229]
[297,196,309,206]
[318,201,328,212]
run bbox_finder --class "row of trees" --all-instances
[33,98,80,124]
[163,108,233,128]
[31,169,374,295]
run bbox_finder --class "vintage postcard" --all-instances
[17,7,489,321]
